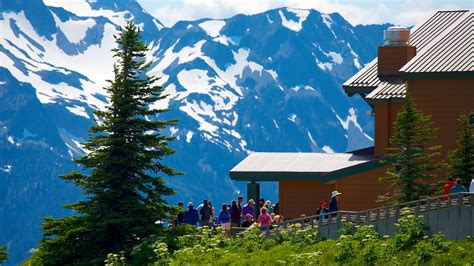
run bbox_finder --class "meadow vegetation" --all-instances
[102,208,474,265]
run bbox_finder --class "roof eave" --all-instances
[365,97,405,104]
[342,85,377,96]
[319,158,385,183]
[229,171,325,182]
[401,71,474,80]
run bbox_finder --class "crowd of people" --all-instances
[173,196,284,235]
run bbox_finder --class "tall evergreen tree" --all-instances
[448,113,474,186]
[35,21,180,264]
[0,245,7,264]
[380,90,443,202]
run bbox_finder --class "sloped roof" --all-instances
[229,151,380,182]
[365,77,405,101]
[400,11,473,74]
[343,10,470,102]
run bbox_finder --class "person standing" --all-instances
[470,178,474,193]
[176,202,185,225]
[451,178,468,201]
[242,199,255,218]
[183,202,199,226]
[316,200,329,221]
[218,203,231,236]
[264,200,272,214]
[237,196,244,213]
[230,200,241,229]
[442,177,456,201]
[328,191,341,217]
[273,202,280,215]
[199,200,212,227]
[209,201,215,228]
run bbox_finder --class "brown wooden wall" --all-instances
[374,102,403,157]
[278,167,390,216]
[408,78,474,157]
[279,180,335,218]
[335,167,389,210]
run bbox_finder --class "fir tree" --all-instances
[448,113,474,186]
[380,90,443,202]
[0,245,7,264]
[35,21,180,264]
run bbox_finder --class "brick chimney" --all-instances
[378,27,416,76]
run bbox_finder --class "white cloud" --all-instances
[141,0,472,27]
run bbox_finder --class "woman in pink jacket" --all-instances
[257,206,273,227]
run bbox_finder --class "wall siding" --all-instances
[408,78,474,157]
[279,180,335,218]
[374,103,403,157]
[335,167,389,210]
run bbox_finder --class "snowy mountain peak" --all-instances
[0,1,391,263]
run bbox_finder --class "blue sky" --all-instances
[139,0,473,27]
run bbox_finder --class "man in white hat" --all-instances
[328,191,341,216]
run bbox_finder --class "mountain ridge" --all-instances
[0,0,389,263]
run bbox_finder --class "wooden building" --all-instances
[230,10,474,218]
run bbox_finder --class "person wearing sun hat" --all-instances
[328,191,341,217]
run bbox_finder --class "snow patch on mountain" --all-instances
[150,40,205,74]
[278,9,309,32]
[58,128,88,157]
[186,131,194,143]
[322,145,334,153]
[321,14,337,38]
[288,114,297,122]
[199,20,225,38]
[307,131,317,146]
[52,14,96,44]
[66,105,89,119]
[44,0,130,26]
[334,108,374,141]
[0,11,113,109]
[1,165,12,173]
[324,51,343,64]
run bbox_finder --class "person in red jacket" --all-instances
[442,177,456,201]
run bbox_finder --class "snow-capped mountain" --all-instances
[0,0,389,263]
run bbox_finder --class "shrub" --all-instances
[393,207,427,250]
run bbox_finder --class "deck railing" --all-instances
[231,192,473,237]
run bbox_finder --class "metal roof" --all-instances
[365,76,405,101]
[229,152,377,182]
[400,11,474,74]
[343,10,470,101]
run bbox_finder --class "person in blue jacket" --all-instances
[450,178,468,201]
[328,191,341,217]
[183,202,199,226]
[218,203,231,236]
